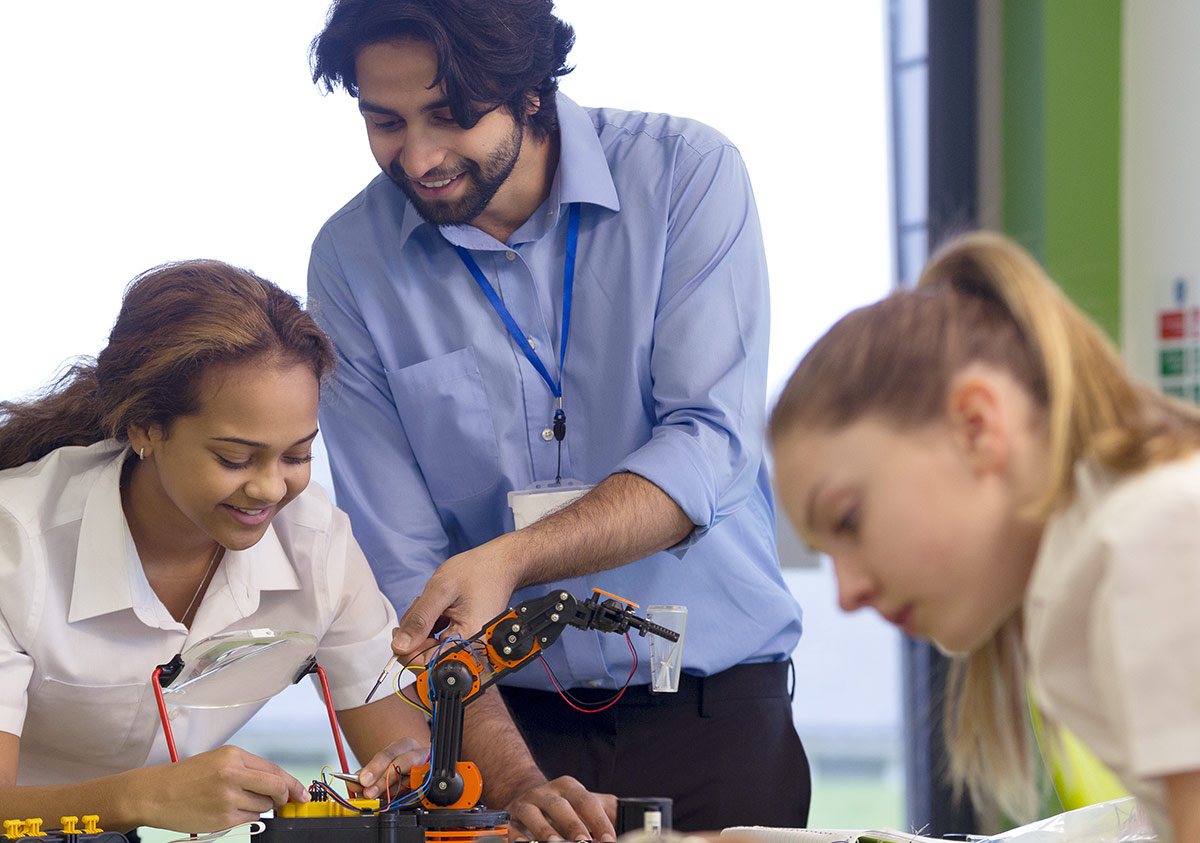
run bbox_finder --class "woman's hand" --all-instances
[354,736,430,801]
[138,745,310,832]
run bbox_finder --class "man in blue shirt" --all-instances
[308,0,810,833]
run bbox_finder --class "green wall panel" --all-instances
[1002,0,1122,342]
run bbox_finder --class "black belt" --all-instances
[500,660,793,715]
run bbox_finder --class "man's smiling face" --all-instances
[355,38,526,229]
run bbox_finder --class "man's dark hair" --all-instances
[310,0,575,139]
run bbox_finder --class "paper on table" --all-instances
[721,829,944,843]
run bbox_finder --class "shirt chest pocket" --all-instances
[24,678,146,762]
[387,347,502,503]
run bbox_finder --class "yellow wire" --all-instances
[393,667,431,713]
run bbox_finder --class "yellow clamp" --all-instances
[3,820,23,839]
[81,817,102,834]
[22,820,43,837]
[60,818,79,835]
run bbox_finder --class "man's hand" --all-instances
[505,776,617,843]
[354,736,430,801]
[391,473,693,665]
[392,535,521,661]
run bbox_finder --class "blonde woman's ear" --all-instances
[945,368,1012,475]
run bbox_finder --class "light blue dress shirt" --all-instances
[308,95,803,690]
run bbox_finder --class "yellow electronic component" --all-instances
[4,820,23,840]
[81,816,102,834]
[277,798,380,818]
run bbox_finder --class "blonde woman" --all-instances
[769,231,1200,840]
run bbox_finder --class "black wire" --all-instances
[393,637,450,716]
[399,680,432,715]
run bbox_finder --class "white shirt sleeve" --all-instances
[1095,466,1200,778]
[0,508,35,736]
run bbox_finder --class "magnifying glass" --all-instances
[157,629,319,708]
[151,628,351,774]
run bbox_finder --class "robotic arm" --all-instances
[410,589,680,810]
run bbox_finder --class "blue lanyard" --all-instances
[455,203,580,447]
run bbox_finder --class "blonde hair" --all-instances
[770,230,1200,819]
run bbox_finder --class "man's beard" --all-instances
[391,119,524,228]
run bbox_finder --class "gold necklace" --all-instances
[181,543,223,626]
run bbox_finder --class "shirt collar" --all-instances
[68,446,302,626]
[552,94,620,212]
[69,445,139,623]
[220,524,303,619]
[1024,460,1113,609]
[397,94,620,250]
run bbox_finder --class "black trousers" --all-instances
[499,661,811,832]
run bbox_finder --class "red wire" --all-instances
[151,667,181,763]
[316,665,351,774]
[539,633,637,713]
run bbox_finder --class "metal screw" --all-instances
[554,603,564,611]
[550,613,559,622]
[511,623,521,632]
[446,676,456,685]
[559,592,569,600]
[438,781,448,790]
[507,634,518,643]
[503,646,512,655]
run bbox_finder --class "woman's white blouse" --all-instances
[1025,453,1200,842]
[0,440,398,784]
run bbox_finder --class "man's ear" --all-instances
[524,91,541,119]
[945,373,1010,475]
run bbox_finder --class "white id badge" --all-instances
[508,480,595,529]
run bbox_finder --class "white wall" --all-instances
[1,1,892,412]
[2,3,371,400]
[1121,1,1200,390]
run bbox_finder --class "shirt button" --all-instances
[167,707,180,721]
[542,428,554,441]
[585,680,602,688]
[505,250,517,262]
[527,336,537,350]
